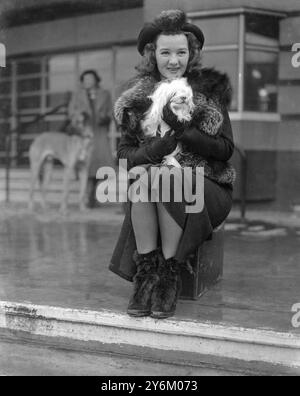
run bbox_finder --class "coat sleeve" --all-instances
[67,92,77,120]
[179,108,234,161]
[116,133,153,169]
[97,90,112,126]
[117,129,178,169]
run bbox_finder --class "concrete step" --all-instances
[1,301,299,375]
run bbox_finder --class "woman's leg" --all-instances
[128,201,159,317]
[131,202,158,254]
[156,203,183,259]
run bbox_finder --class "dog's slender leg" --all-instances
[28,161,39,211]
[41,158,53,211]
[78,165,89,211]
[60,166,73,215]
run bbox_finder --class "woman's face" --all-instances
[155,34,189,80]
[82,73,98,90]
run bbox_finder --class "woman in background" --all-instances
[68,69,114,208]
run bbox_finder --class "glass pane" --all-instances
[0,61,12,78]
[20,120,47,135]
[193,16,239,46]
[17,78,42,93]
[46,93,70,109]
[78,50,113,91]
[45,73,76,92]
[0,80,11,95]
[17,96,41,110]
[0,123,10,135]
[246,14,279,40]
[47,55,76,74]
[244,50,278,112]
[17,60,42,75]
[202,50,238,111]
[115,46,140,97]
[246,32,278,47]
[0,98,11,116]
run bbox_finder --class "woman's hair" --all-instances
[80,69,101,84]
[135,32,202,78]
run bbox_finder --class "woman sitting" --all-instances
[110,9,235,319]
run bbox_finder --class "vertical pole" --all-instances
[5,133,10,203]
[238,14,245,114]
[238,14,246,220]
[10,60,17,167]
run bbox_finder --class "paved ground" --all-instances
[0,202,299,334]
[0,338,240,376]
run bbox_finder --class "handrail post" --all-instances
[5,133,11,203]
[235,144,247,222]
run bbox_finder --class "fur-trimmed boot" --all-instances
[150,255,182,319]
[127,249,160,317]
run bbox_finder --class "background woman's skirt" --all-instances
[109,165,233,282]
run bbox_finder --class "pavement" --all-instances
[0,201,299,374]
[0,337,239,376]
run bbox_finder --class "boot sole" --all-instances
[127,309,151,317]
[150,311,175,319]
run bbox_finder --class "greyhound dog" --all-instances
[28,112,94,213]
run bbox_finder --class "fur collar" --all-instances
[114,68,232,129]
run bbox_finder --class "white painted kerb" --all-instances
[0,301,299,368]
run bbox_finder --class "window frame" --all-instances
[189,7,286,121]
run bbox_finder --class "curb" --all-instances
[0,301,299,369]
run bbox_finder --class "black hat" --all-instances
[137,10,205,55]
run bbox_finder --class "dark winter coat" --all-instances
[110,68,235,282]
[114,68,236,186]
[68,86,115,177]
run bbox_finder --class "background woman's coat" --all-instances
[68,86,115,176]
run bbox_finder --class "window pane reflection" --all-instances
[17,78,41,93]
[47,55,76,74]
[17,96,40,110]
[45,73,76,92]
[245,51,278,112]
[17,60,42,75]
[202,50,238,111]
[0,80,11,95]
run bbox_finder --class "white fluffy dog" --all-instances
[141,77,195,168]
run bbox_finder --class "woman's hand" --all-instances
[148,130,177,160]
[162,103,187,138]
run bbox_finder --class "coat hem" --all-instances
[109,263,133,282]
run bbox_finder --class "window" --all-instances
[202,50,239,111]
[191,10,281,114]
[244,50,278,112]
[244,13,279,113]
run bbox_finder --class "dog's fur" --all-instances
[28,112,94,213]
[141,78,194,168]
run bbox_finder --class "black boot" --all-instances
[127,249,160,317]
[150,255,182,319]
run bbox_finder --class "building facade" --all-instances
[0,0,299,210]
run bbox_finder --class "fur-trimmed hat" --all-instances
[137,9,205,55]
